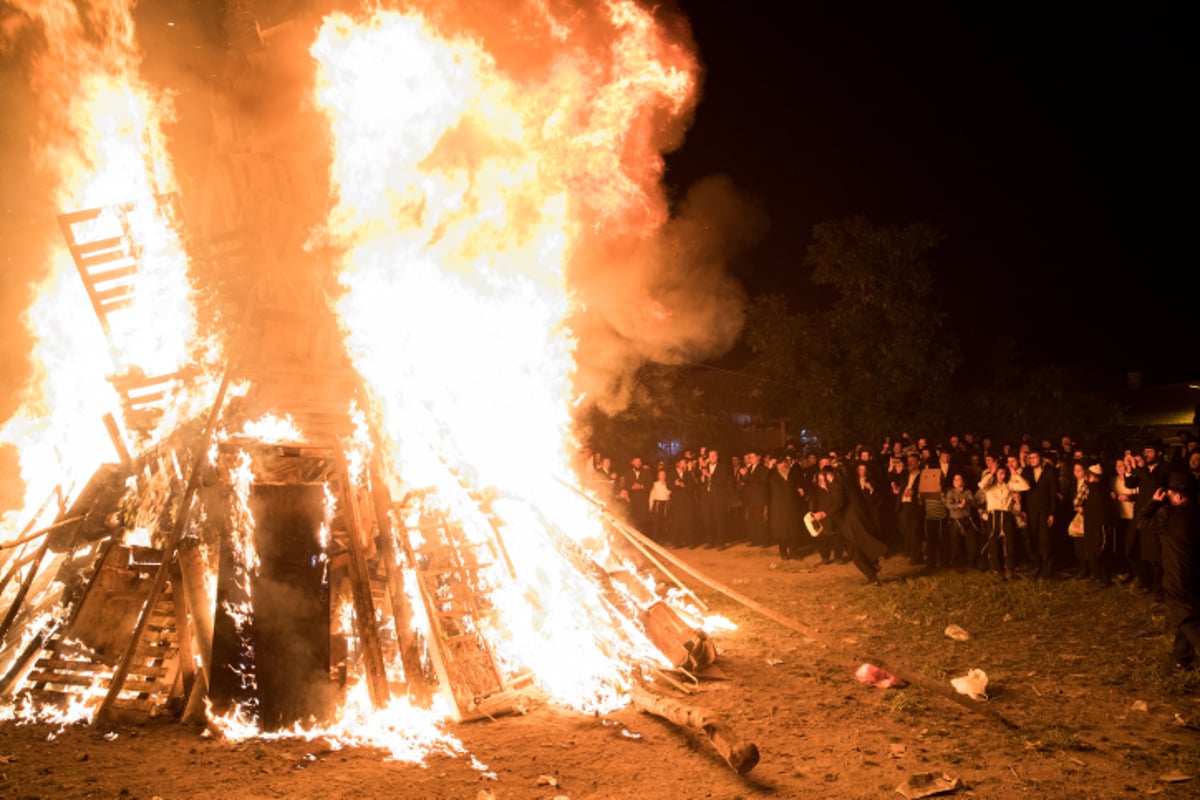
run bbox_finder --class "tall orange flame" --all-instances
[312,1,700,712]
[0,0,198,533]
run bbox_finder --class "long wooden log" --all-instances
[557,478,707,612]
[332,444,390,709]
[0,534,55,643]
[630,684,760,774]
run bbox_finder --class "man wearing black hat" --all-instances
[1136,471,1200,672]
[1128,441,1171,600]
[740,449,769,547]
[811,466,887,584]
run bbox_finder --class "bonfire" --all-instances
[0,0,756,773]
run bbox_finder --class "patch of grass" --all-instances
[885,689,928,721]
[1129,655,1200,695]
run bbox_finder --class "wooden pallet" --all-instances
[9,581,183,722]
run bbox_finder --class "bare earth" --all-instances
[2,544,1198,800]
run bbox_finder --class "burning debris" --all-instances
[0,0,756,774]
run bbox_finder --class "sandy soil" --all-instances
[2,543,1198,800]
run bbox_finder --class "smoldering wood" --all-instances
[630,684,760,774]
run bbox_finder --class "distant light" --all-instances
[168,21,176,27]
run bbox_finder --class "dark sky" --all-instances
[663,2,1195,386]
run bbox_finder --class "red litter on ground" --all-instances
[856,663,908,689]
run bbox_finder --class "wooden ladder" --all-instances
[404,506,508,718]
[56,199,185,423]
[7,551,184,722]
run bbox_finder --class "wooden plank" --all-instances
[27,671,103,687]
[33,657,107,673]
[57,207,104,228]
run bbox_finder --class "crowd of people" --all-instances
[581,430,1200,673]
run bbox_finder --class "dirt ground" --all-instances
[2,543,1198,800]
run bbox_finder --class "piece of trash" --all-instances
[1131,700,1149,712]
[766,658,783,666]
[856,663,907,689]
[896,771,963,798]
[889,743,907,759]
[943,624,970,641]
[620,729,641,740]
[1174,714,1194,728]
[950,669,989,701]
[103,732,118,742]
[1159,771,1193,783]
[537,774,559,787]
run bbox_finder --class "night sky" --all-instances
[663,2,1195,386]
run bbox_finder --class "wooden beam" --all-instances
[332,444,390,709]
[103,413,133,470]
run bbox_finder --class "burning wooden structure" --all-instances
[0,0,757,773]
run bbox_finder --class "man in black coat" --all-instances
[766,452,806,559]
[667,457,699,546]
[895,453,925,564]
[700,449,736,549]
[740,449,770,546]
[620,457,652,533]
[1023,449,1059,578]
[1129,442,1171,599]
[811,466,887,584]
[1136,472,1200,671]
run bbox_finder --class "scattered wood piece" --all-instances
[630,684,759,774]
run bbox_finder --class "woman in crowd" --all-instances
[1111,455,1138,581]
[978,464,1030,580]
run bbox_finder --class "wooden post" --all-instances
[369,459,432,706]
[333,444,390,709]
[176,537,214,683]
[170,559,196,703]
